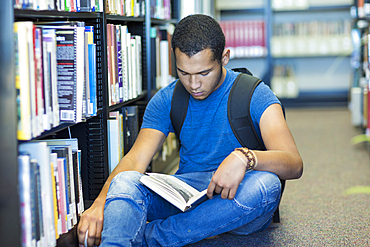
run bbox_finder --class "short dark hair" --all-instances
[171,14,225,64]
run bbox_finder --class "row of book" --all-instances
[150,25,177,90]
[357,0,370,18]
[107,106,139,173]
[272,20,352,57]
[271,65,299,99]
[219,20,267,59]
[14,21,97,140]
[18,138,84,247]
[106,0,145,16]
[150,0,172,20]
[107,24,143,106]
[351,25,370,132]
[14,0,104,12]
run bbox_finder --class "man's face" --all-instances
[175,48,228,100]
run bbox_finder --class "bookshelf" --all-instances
[1,0,179,245]
[216,0,353,107]
[349,0,370,145]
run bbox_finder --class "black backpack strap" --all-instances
[170,80,189,142]
[228,73,265,150]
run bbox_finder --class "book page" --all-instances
[147,173,200,203]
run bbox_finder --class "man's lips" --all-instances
[191,91,203,97]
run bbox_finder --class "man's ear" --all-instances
[221,49,230,66]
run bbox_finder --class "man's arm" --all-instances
[207,103,303,200]
[77,128,167,247]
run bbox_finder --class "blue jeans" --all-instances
[100,170,281,247]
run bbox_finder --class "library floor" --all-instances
[185,107,370,246]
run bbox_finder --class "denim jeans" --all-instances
[100,170,281,247]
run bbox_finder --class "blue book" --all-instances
[88,43,97,115]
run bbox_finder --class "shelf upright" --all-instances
[0,1,21,246]
[264,0,273,86]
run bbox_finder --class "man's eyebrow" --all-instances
[177,68,212,74]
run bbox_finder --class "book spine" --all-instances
[117,25,123,103]
[55,28,77,123]
[15,22,32,140]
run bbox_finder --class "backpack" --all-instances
[170,67,285,223]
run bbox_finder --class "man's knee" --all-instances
[234,171,281,210]
[107,171,145,198]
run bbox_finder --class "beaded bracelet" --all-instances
[234,147,258,170]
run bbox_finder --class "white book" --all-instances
[107,118,120,173]
[140,173,208,212]
[18,154,33,247]
[19,142,56,247]
[160,40,169,88]
[23,22,37,139]
[130,38,137,99]
[15,22,32,140]
[135,35,142,96]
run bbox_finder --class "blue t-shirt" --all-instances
[142,68,280,174]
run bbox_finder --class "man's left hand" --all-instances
[207,152,247,200]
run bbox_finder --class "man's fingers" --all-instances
[94,220,103,246]
[228,188,237,200]
[87,223,97,247]
[220,187,230,199]
[207,182,216,199]
[77,220,89,245]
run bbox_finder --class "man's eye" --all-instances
[201,72,210,76]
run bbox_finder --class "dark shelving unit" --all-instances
[2,0,179,245]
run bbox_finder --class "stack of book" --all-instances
[14,21,98,140]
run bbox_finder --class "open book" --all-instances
[139,173,208,212]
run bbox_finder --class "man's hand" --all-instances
[77,199,105,247]
[207,152,247,200]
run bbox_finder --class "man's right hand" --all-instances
[77,199,105,247]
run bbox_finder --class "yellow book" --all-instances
[15,22,32,140]
[50,159,60,239]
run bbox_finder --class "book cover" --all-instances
[140,173,208,212]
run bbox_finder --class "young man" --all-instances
[77,14,303,246]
